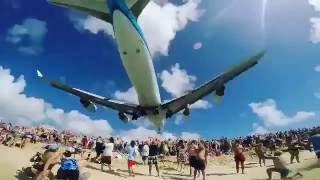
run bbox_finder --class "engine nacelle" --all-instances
[118,112,130,123]
[215,85,225,97]
[183,107,190,116]
[80,99,97,112]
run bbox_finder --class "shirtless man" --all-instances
[255,143,266,167]
[187,140,198,176]
[265,151,302,180]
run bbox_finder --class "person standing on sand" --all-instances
[233,141,245,174]
[126,140,139,177]
[193,143,206,180]
[148,140,160,177]
[141,141,149,165]
[288,141,300,164]
[187,140,198,177]
[95,137,104,161]
[255,143,266,167]
[177,140,187,172]
[100,137,114,172]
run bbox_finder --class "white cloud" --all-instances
[159,63,211,109]
[309,0,320,44]
[6,18,47,55]
[314,65,320,72]
[160,63,196,97]
[68,0,204,56]
[68,13,114,37]
[193,42,203,50]
[310,17,320,44]
[249,99,316,128]
[314,91,320,99]
[250,123,269,135]
[114,87,138,104]
[180,132,201,140]
[139,0,205,55]
[117,126,200,142]
[190,100,212,109]
[309,0,320,11]
[0,66,112,137]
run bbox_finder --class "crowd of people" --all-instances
[0,121,319,180]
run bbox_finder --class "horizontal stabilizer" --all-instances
[48,0,112,23]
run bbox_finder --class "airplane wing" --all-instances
[36,70,138,115]
[161,50,266,116]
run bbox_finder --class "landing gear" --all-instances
[166,109,173,118]
[183,107,190,116]
[118,112,129,123]
[153,109,159,115]
[132,113,139,120]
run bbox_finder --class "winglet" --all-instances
[36,70,44,78]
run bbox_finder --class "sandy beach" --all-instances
[1,144,319,180]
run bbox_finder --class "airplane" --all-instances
[38,0,266,132]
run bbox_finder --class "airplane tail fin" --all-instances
[48,0,150,23]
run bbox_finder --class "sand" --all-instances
[0,144,319,180]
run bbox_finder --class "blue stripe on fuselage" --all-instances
[107,0,151,53]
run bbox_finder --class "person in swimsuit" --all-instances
[187,140,198,177]
[193,143,206,180]
[233,141,245,174]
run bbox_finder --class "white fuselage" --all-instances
[112,10,164,128]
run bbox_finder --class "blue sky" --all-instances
[0,0,320,139]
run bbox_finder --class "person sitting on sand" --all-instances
[264,151,302,180]
[126,140,139,177]
[255,143,266,167]
[233,141,245,174]
[37,147,80,180]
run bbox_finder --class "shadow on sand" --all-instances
[207,172,236,176]
[15,170,32,180]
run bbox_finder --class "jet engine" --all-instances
[213,85,225,103]
[216,85,225,96]
[183,107,190,116]
[118,112,130,123]
[80,99,97,112]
